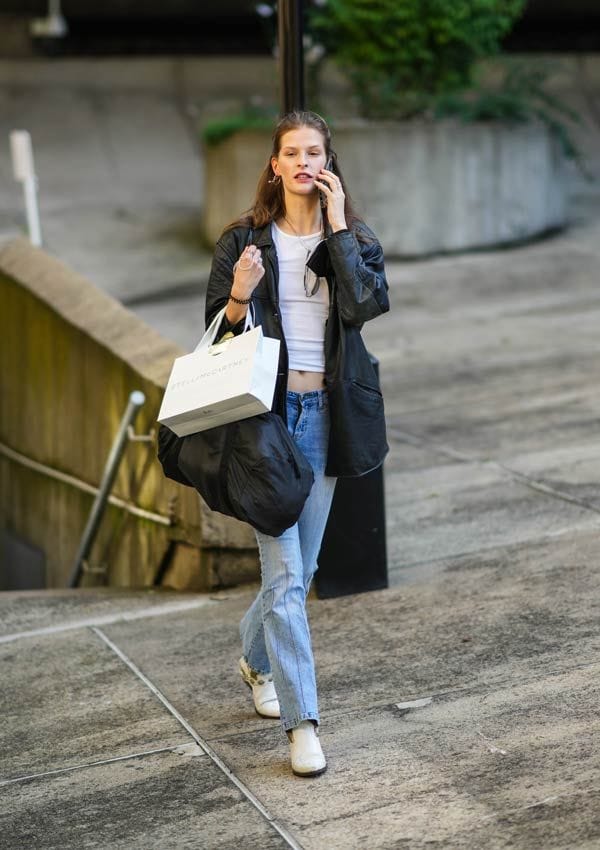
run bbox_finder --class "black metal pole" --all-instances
[278,0,305,114]
[316,357,389,599]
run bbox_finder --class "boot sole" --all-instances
[292,763,328,778]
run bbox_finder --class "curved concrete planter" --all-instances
[202,119,567,257]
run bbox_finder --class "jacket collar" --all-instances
[253,222,274,248]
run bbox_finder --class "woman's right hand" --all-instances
[224,244,265,327]
[231,244,265,298]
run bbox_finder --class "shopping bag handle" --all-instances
[194,302,256,353]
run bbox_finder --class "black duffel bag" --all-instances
[157,413,314,538]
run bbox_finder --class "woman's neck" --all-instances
[278,195,322,236]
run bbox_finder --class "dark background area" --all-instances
[1,0,599,56]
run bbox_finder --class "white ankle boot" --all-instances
[238,657,280,718]
[287,720,327,777]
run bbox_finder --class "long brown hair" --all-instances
[226,111,367,237]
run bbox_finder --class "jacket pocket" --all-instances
[327,378,388,476]
[351,379,382,399]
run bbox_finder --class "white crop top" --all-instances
[271,222,329,372]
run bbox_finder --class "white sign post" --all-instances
[10,130,43,248]
[31,0,68,39]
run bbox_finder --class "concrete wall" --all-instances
[0,238,258,590]
[336,120,568,256]
[203,120,568,256]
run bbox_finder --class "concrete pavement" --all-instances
[2,57,600,847]
[2,538,600,849]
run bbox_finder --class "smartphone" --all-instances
[319,156,333,208]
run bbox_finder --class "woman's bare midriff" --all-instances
[287,370,326,393]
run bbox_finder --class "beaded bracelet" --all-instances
[228,293,252,305]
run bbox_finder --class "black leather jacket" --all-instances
[205,220,390,477]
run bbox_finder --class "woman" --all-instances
[205,111,389,777]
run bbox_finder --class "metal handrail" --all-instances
[68,391,146,587]
[0,439,169,527]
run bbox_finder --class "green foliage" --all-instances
[202,105,277,147]
[205,3,583,168]
[434,59,583,161]
[310,0,526,119]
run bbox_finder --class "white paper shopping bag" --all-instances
[158,306,280,437]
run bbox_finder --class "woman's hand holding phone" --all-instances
[314,164,347,233]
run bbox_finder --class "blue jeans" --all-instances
[239,389,337,733]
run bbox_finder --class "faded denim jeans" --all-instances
[239,389,337,733]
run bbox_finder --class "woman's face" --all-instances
[271,126,328,201]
